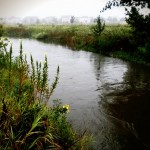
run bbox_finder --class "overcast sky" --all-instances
[0,0,126,18]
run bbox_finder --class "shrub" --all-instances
[91,16,105,37]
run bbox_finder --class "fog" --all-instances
[0,0,126,19]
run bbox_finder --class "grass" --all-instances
[3,24,131,50]
[0,37,91,149]
[3,24,150,64]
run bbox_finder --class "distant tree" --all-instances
[101,0,150,52]
[70,16,75,24]
[112,17,118,23]
[91,16,105,36]
[107,16,113,22]
[0,18,4,24]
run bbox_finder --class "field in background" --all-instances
[3,24,150,65]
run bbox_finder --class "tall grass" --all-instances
[4,24,149,64]
[3,24,132,51]
[0,37,90,149]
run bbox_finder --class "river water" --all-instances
[10,38,150,150]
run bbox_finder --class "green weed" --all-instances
[4,24,149,64]
[0,37,91,149]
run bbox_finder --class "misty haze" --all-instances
[0,0,150,149]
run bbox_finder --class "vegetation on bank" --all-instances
[102,0,150,64]
[0,37,90,149]
[2,22,150,65]
[2,24,132,51]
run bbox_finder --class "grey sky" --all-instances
[0,0,126,18]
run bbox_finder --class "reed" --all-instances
[3,24,131,52]
[0,37,90,149]
[4,24,150,64]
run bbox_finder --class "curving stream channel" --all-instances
[10,38,150,150]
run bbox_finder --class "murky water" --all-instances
[10,38,150,150]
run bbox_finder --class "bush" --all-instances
[126,7,150,48]
[91,15,105,37]
[33,32,49,40]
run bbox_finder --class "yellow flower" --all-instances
[63,104,70,113]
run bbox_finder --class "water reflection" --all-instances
[97,60,150,149]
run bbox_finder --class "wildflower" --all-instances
[63,104,70,113]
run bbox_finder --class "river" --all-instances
[10,38,150,150]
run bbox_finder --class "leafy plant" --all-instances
[126,7,150,47]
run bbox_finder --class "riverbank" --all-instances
[0,37,90,149]
[3,24,150,65]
